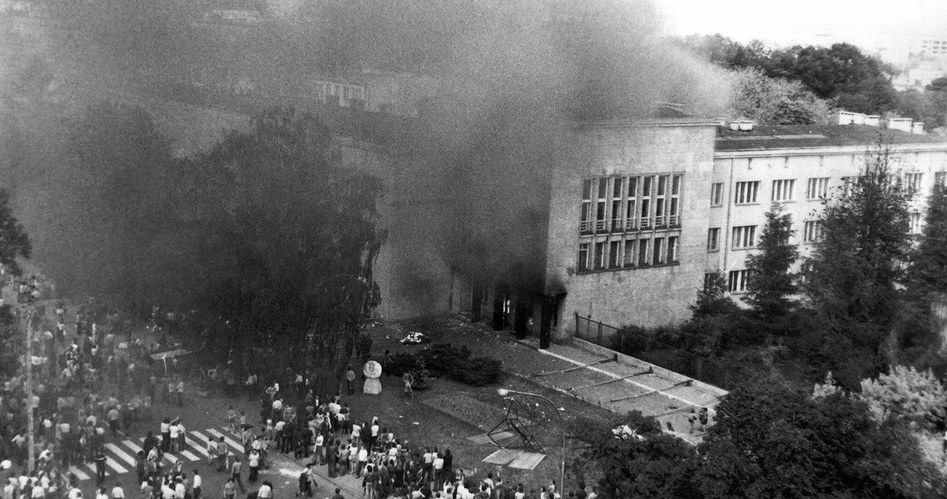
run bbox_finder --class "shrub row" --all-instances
[384,344,502,386]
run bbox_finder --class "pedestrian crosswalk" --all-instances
[67,427,246,482]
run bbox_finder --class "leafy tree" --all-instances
[727,68,831,125]
[859,365,947,424]
[804,142,911,382]
[790,43,899,114]
[745,203,799,321]
[697,382,946,498]
[176,107,384,388]
[568,412,700,499]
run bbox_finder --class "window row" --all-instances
[577,233,681,272]
[709,173,943,207]
[580,174,683,234]
[706,221,825,251]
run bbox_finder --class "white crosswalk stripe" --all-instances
[184,435,211,457]
[66,429,236,482]
[105,443,137,466]
[105,456,128,474]
[205,428,244,454]
[67,466,90,481]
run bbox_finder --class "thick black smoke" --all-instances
[0,0,728,311]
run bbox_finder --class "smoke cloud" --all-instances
[0,0,729,311]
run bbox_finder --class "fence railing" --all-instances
[574,313,745,390]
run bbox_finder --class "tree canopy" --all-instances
[745,202,799,321]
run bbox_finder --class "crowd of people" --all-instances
[1,296,197,499]
[0,285,593,499]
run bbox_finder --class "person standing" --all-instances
[175,379,184,407]
[231,457,244,493]
[215,438,228,473]
[190,471,201,499]
[222,479,234,499]
[94,449,107,486]
[247,450,260,484]
[111,482,124,499]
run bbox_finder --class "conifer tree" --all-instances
[746,203,798,321]
[804,142,910,369]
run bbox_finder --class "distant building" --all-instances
[312,72,437,117]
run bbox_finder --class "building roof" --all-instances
[715,124,946,152]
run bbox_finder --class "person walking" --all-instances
[230,457,245,493]
[215,437,228,473]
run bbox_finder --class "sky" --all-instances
[654,0,947,61]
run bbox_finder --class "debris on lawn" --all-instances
[400,331,431,345]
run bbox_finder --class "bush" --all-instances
[385,353,417,377]
[450,356,503,386]
[384,343,502,386]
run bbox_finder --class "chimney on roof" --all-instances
[887,117,913,133]
[912,122,926,134]
[864,115,881,127]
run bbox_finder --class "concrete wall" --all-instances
[545,121,718,335]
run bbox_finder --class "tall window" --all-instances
[638,239,650,267]
[669,175,681,226]
[578,243,590,271]
[640,176,652,229]
[732,225,756,249]
[623,237,636,267]
[910,211,922,234]
[654,175,668,226]
[806,177,829,199]
[935,172,946,188]
[707,228,720,251]
[652,237,665,265]
[668,236,679,263]
[803,221,823,243]
[580,180,593,233]
[906,173,923,195]
[626,177,638,231]
[734,181,759,205]
[610,177,625,231]
[594,241,606,270]
[772,179,795,202]
[608,240,622,268]
[595,178,608,232]
[728,270,750,293]
[710,183,724,207]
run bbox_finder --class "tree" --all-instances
[691,270,739,318]
[901,183,947,361]
[859,365,947,424]
[804,142,911,383]
[0,188,32,276]
[745,203,799,320]
[790,43,899,114]
[175,107,384,388]
[727,68,831,125]
[697,382,946,498]
[568,412,700,499]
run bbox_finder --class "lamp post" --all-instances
[497,387,566,494]
[23,305,35,473]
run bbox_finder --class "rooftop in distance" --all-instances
[715,124,945,151]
